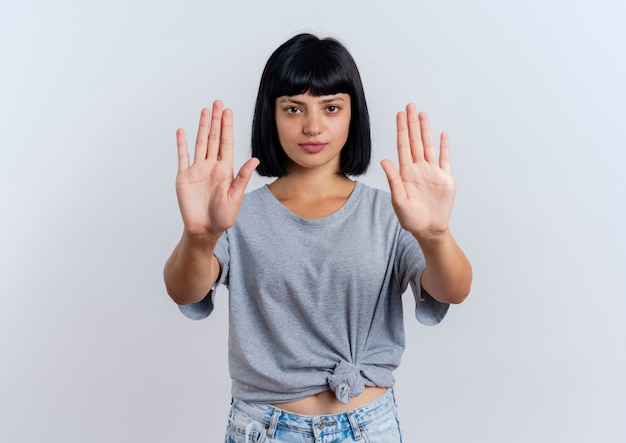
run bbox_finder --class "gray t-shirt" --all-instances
[179,182,448,404]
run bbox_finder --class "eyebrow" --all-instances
[278,96,346,105]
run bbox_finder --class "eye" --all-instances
[326,105,341,113]
[285,106,302,114]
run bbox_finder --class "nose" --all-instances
[303,110,323,136]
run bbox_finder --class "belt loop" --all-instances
[347,411,362,440]
[266,408,280,439]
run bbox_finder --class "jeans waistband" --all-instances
[231,388,396,438]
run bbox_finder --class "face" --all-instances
[275,92,351,174]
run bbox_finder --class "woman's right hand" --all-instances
[175,101,259,238]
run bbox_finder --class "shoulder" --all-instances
[243,185,270,201]
[239,185,271,211]
[360,182,389,197]
[348,182,401,233]
[354,182,394,212]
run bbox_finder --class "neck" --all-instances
[269,167,354,201]
[268,170,356,220]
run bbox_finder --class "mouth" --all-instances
[299,142,327,154]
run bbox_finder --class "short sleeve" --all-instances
[177,231,230,320]
[178,289,215,320]
[411,280,449,326]
[396,228,449,326]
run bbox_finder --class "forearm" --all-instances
[416,229,472,304]
[163,230,221,305]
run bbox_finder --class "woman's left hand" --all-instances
[381,104,456,239]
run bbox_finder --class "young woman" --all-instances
[164,33,471,443]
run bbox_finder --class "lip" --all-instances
[299,142,327,154]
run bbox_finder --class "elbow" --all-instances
[427,285,470,305]
[164,277,210,306]
[164,278,205,306]
[448,286,471,304]
[434,274,472,305]
[449,263,473,304]
[452,274,473,304]
[165,286,186,305]
[424,269,472,305]
[449,272,473,304]
[163,268,192,306]
[163,268,180,304]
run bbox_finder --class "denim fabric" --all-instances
[225,389,403,442]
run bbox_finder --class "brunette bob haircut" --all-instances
[252,33,371,177]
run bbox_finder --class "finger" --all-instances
[381,159,406,199]
[439,132,452,173]
[419,111,437,164]
[396,111,413,167]
[406,104,424,163]
[219,108,234,166]
[207,100,224,160]
[230,157,260,198]
[176,128,189,174]
[194,107,211,163]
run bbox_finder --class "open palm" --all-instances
[381,104,456,237]
[176,101,259,237]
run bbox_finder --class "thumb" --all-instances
[230,157,260,198]
[380,159,405,198]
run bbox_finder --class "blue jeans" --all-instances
[225,388,403,442]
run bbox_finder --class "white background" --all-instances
[1,0,625,442]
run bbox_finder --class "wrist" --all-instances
[182,229,222,248]
[412,227,451,246]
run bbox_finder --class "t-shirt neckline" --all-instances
[259,181,364,227]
